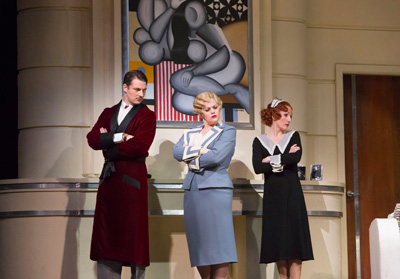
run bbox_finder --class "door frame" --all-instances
[335,64,400,278]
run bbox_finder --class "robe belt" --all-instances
[100,157,146,179]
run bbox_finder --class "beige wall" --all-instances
[27,0,399,186]
[14,0,400,278]
[304,2,400,277]
[306,0,400,183]
[17,1,400,188]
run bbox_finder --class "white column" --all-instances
[17,0,92,178]
[271,0,308,134]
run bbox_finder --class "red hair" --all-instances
[260,101,293,127]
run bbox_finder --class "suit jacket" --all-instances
[173,123,236,190]
[87,101,156,267]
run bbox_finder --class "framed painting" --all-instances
[125,0,254,128]
[310,164,323,181]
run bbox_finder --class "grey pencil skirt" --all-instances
[184,183,238,267]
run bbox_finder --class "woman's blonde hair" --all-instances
[193,91,223,115]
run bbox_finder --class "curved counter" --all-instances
[0,178,345,279]
[0,178,343,217]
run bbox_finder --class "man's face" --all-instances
[122,78,147,105]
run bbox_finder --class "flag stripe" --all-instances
[155,61,201,122]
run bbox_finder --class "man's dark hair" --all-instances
[123,69,148,86]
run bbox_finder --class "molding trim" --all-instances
[0,210,343,218]
[272,17,306,25]
[18,7,90,13]
[0,182,344,193]
[308,24,400,32]
[273,73,307,80]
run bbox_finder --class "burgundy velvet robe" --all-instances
[87,103,156,266]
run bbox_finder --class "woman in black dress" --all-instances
[252,99,313,279]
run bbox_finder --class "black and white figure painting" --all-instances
[310,164,323,181]
[129,0,253,126]
[297,165,306,180]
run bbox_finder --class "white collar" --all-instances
[121,100,132,109]
[257,131,296,154]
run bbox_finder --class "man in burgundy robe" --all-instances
[87,70,156,279]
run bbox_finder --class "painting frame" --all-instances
[123,0,254,129]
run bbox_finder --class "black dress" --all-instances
[252,131,314,264]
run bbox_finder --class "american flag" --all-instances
[155,61,201,122]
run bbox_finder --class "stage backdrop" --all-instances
[129,0,253,128]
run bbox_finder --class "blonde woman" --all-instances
[173,92,237,279]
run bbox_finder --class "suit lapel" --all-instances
[197,124,223,148]
[184,126,202,146]
[110,101,121,133]
[186,123,224,171]
[114,103,144,133]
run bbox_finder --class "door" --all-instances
[344,74,400,279]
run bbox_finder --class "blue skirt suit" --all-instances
[173,123,238,267]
